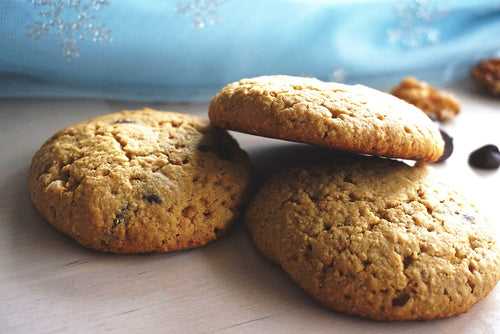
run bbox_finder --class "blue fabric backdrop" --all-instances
[1,0,500,102]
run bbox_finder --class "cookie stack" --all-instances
[29,75,499,321]
[209,76,500,320]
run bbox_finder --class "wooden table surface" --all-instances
[1,81,499,334]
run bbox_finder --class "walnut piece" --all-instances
[391,77,460,122]
[472,58,500,96]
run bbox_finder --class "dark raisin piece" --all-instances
[112,206,128,227]
[468,144,500,170]
[392,292,410,307]
[144,194,162,204]
[403,256,413,269]
[436,128,453,163]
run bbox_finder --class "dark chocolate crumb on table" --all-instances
[469,144,500,170]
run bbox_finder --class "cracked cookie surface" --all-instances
[209,76,444,162]
[29,109,252,253]
[246,156,499,320]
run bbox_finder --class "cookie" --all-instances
[29,109,252,253]
[209,76,444,162]
[246,156,500,320]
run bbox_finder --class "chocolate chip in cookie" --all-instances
[144,193,162,204]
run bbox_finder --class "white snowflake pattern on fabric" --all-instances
[330,68,347,83]
[177,0,227,29]
[27,0,112,60]
[387,0,443,49]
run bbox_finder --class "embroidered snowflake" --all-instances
[330,68,347,83]
[387,0,443,49]
[27,0,112,60]
[177,0,226,29]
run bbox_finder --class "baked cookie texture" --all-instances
[29,109,252,253]
[246,156,500,320]
[209,76,444,162]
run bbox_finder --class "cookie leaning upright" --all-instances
[29,109,251,253]
[246,156,500,320]
[209,76,444,161]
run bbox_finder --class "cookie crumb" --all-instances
[391,77,460,122]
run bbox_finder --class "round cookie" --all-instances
[29,109,252,253]
[209,76,444,162]
[246,156,500,320]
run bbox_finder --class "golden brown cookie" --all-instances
[29,109,252,253]
[246,156,499,320]
[209,76,444,161]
